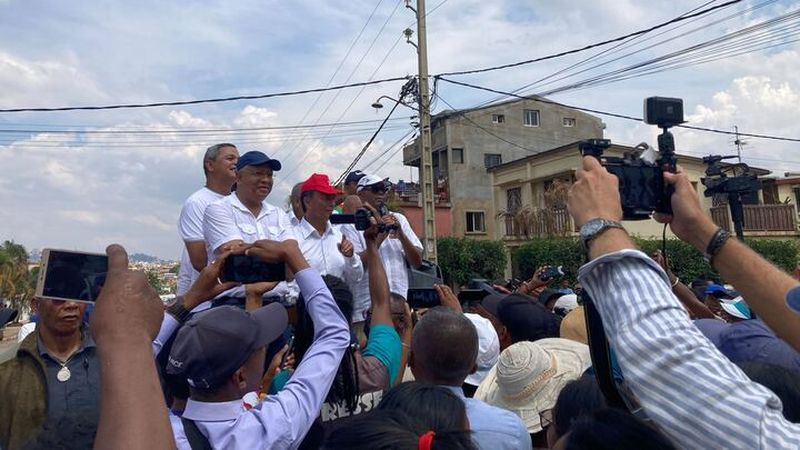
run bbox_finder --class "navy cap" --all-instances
[166,304,288,389]
[344,170,366,185]
[0,307,18,327]
[704,284,737,298]
[496,294,560,343]
[236,151,282,172]
[481,293,506,318]
[537,288,566,309]
[786,286,800,314]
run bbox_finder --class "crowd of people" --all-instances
[1,143,800,449]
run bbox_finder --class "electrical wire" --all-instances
[0,76,409,113]
[436,77,800,143]
[436,0,743,77]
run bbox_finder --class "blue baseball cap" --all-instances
[704,284,737,298]
[344,170,366,185]
[786,286,800,314]
[236,151,282,172]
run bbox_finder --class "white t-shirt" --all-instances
[176,187,225,295]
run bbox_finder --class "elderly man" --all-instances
[176,143,239,295]
[203,150,295,303]
[341,174,423,330]
[0,296,100,449]
[294,173,363,286]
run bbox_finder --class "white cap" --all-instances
[553,294,579,316]
[464,313,500,387]
[356,174,388,191]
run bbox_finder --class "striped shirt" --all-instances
[578,249,800,450]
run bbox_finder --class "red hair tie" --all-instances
[418,431,435,450]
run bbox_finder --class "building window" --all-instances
[492,114,505,124]
[563,117,576,127]
[506,187,522,213]
[451,148,464,164]
[523,109,540,127]
[484,153,502,169]
[466,211,486,233]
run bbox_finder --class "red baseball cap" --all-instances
[301,173,341,195]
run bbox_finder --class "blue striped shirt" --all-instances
[579,249,800,450]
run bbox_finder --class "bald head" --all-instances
[342,195,363,214]
[290,182,304,221]
[410,307,479,386]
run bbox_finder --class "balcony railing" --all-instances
[710,204,797,233]
[504,208,574,238]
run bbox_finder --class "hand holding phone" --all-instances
[36,249,109,303]
[222,254,286,284]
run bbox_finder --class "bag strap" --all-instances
[180,417,213,450]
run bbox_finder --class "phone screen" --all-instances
[40,250,108,303]
[223,255,286,283]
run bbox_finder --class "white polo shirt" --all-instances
[202,193,296,298]
[176,187,225,295]
[293,218,364,287]
[340,211,423,321]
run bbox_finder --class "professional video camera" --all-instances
[329,204,400,232]
[701,155,761,240]
[579,97,684,220]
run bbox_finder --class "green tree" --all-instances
[0,240,34,314]
[145,269,166,294]
[437,237,507,287]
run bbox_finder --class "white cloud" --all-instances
[0,0,798,259]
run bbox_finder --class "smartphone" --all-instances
[222,254,286,283]
[540,266,565,282]
[406,288,441,309]
[281,336,295,367]
[36,249,108,303]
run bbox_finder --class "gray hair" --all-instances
[203,143,237,174]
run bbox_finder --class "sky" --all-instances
[0,0,798,260]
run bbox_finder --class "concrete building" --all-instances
[488,141,796,267]
[401,97,605,239]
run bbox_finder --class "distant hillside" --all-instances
[130,253,159,263]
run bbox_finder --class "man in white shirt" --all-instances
[342,174,423,327]
[176,143,239,295]
[202,150,295,302]
[294,173,363,288]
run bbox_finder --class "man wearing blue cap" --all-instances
[202,151,296,302]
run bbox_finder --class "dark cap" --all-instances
[345,170,366,185]
[481,293,506,318]
[236,151,282,172]
[496,294,560,343]
[0,307,18,327]
[166,304,288,389]
[537,288,566,309]
[704,284,738,299]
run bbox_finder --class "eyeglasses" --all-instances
[539,409,553,430]
[368,185,387,194]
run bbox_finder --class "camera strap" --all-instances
[582,292,626,409]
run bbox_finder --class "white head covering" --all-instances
[464,313,500,387]
[474,338,591,433]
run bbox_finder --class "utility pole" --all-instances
[734,125,745,163]
[407,0,437,263]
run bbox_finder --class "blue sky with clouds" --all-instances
[1,0,798,259]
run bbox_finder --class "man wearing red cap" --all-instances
[294,173,363,287]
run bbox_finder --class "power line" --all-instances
[437,0,743,77]
[436,77,800,143]
[0,117,407,135]
[0,76,409,113]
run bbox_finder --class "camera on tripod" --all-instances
[701,155,761,240]
[579,97,684,220]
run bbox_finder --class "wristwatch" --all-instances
[703,227,731,266]
[580,218,625,252]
